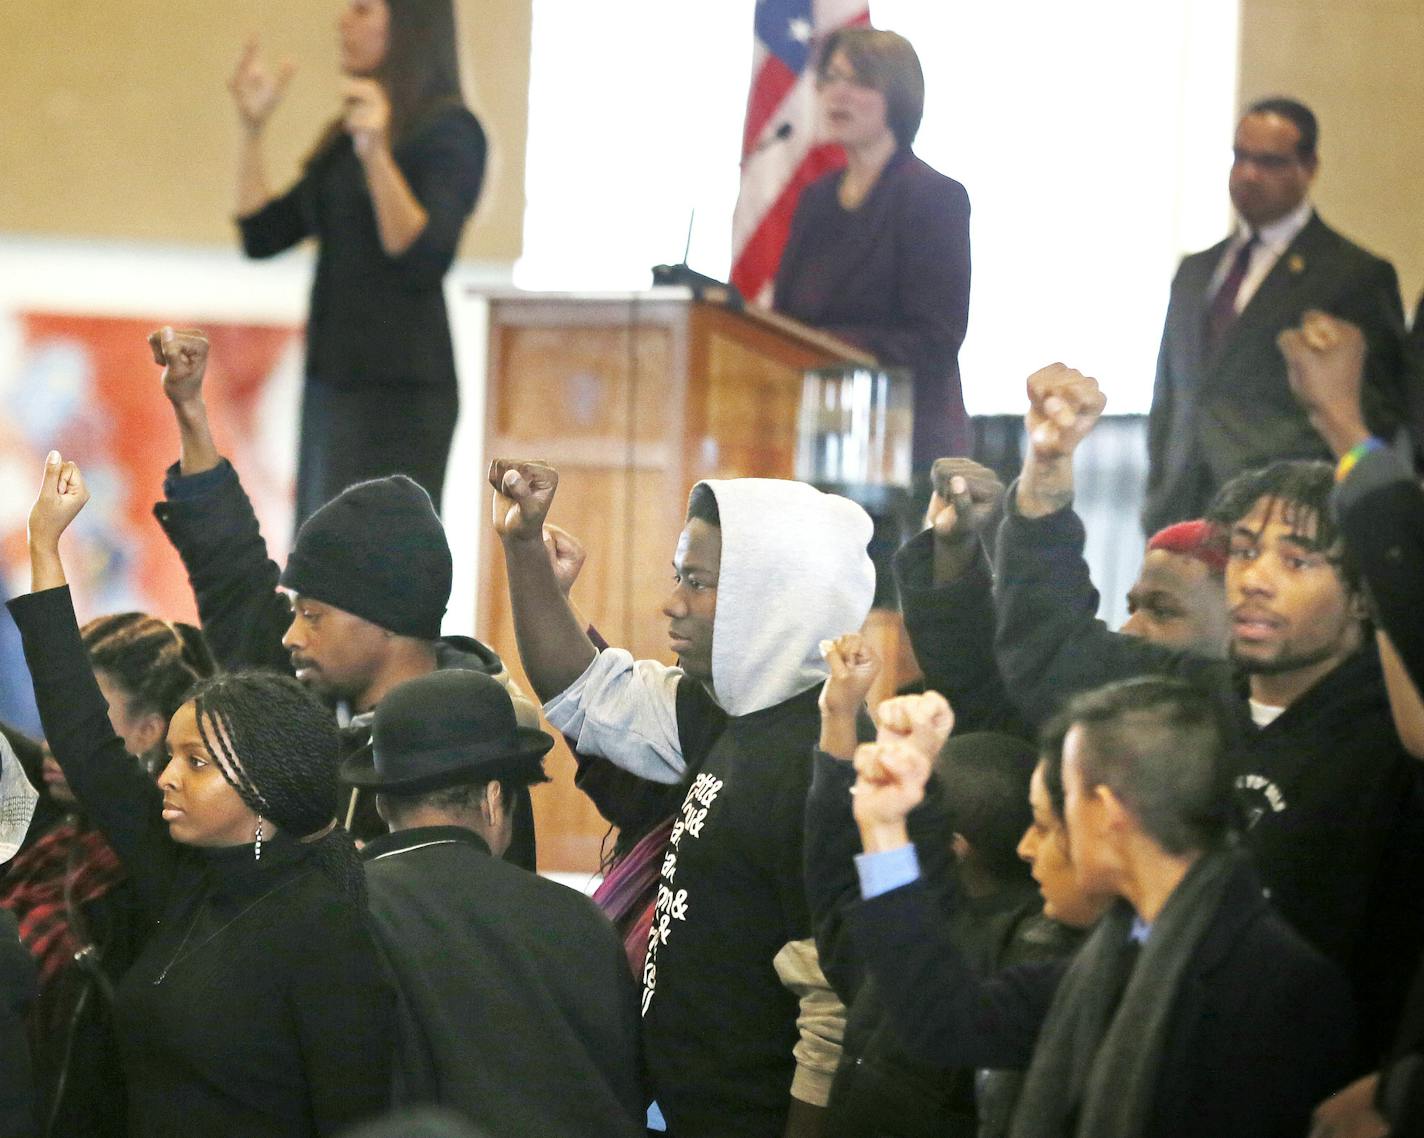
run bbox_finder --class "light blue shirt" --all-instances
[855,844,921,899]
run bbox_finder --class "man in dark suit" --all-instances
[344,670,646,1138]
[1144,97,1409,534]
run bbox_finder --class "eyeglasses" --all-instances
[1231,147,1302,172]
[816,68,877,91]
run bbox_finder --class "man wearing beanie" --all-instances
[146,327,539,864]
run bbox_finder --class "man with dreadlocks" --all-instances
[10,452,394,1137]
[993,358,1424,1070]
[144,327,539,861]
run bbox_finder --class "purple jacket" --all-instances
[774,149,972,466]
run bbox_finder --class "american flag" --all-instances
[730,0,870,304]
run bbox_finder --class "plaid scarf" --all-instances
[0,820,125,988]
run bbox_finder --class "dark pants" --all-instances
[295,377,459,529]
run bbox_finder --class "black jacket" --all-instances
[362,825,644,1137]
[151,459,537,864]
[849,857,1354,1138]
[0,910,34,1138]
[238,106,485,390]
[991,499,1424,1063]
[1145,211,1408,531]
[9,586,394,1137]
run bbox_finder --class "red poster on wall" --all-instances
[0,314,302,627]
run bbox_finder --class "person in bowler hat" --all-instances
[344,670,646,1137]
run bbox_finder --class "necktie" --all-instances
[1204,232,1258,352]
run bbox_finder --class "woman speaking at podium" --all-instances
[774,28,971,470]
[230,0,486,524]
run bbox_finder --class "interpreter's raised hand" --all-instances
[1025,363,1106,462]
[875,691,954,760]
[28,452,90,551]
[851,740,932,830]
[489,460,558,543]
[148,327,211,406]
[228,39,295,133]
[926,457,1003,542]
[1278,311,1370,459]
[819,633,881,721]
[543,524,587,597]
[342,78,391,159]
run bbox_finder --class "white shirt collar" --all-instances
[1233,197,1314,254]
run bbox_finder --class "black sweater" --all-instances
[9,586,394,1137]
[992,501,1424,1063]
[238,105,485,390]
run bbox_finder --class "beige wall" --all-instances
[1239,0,1424,314]
[0,0,530,263]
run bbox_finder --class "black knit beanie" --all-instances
[280,475,451,639]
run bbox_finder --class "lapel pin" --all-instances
[1287,254,1305,274]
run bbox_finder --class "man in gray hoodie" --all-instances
[490,460,875,1138]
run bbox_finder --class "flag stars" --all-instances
[788,17,812,43]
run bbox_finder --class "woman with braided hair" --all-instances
[1,612,214,1137]
[9,452,394,1137]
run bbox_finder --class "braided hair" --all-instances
[188,671,365,907]
[82,613,216,766]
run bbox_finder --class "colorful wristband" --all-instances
[1335,437,1386,483]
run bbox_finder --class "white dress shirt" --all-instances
[1206,197,1314,313]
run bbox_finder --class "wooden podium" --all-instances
[474,288,874,873]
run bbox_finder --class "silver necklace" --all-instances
[152,872,307,986]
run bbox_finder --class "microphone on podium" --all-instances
[741,121,793,166]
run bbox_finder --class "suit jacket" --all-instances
[1144,212,1408,533]
[849,857,1354,1138]
[774,149,972,466]
[362,826,645,1138]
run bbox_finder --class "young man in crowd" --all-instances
[993,359,1424,1063]
[345,669,644,1138]
[490,458,876,1137]
[894,453,1231,739]
[806,634,1084,1138]
[847,680,1354,1138]
[146,329,538,857]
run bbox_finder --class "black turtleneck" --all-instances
[9,587,393,1137]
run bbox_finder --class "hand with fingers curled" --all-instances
[28,452,91,552]
[851,739,934,835]
[488,459,559,544]
[818,633,882,760]
[1024,363,1107,463]
[874,690,955,761]
[229,38,296,134]
[925,457,1005,544]
[148,326,211,406]
[342,78,392,159]
[1277,310,1371,458]
[542,524,587,598]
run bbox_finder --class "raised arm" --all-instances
[489,460,598,703]
[1282,311,1424,757]
[148,329,291,673]
[10,455,178,910]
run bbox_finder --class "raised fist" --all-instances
[543,524,587,597]
[851,739,933,829]
[819,632,881,722]
[1025,363,1106,462]
[489,459,559,544]
[1278,311,1369,456]
[229,39,295,133]
[875,691,954,761]
[28,452,90,550]
[925,456,1004,544]
[148,327,210,406]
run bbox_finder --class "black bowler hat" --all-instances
[342,671,554,794]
